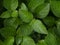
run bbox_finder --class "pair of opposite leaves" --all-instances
[28,0,60,18]
[0,0,18,18]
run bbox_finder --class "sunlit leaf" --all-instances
[28,0,44,12]
[4,37,14,45]
[3,0,18,11]
[45,32,57,45]
[35,3,50,19]
[17,24,33,37]
[30,19,48,34]
[21,37,36,45]
[20,3,28,11]
[19,10,33,23]
[11,10,18,17]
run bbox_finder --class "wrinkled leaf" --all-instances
[17,24,33,37]
[0,27,16,38]
[0,11,10,18]
[28,0,44,12]
[19,10,33,23]
[35,3,50,19]
[4,18,19,29]
[3,0,18,11]
[45,32,57,45]
[21,37,36,45]
[51,1,60,17]
[30,19,48,34]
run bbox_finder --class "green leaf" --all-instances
[4,18,19,29]
[0,27,16,38]
[56,20,60,36]
[17,24,33,37]
[20,3,28,11]
[47,27,56,35]
[56,36,60,45]
[35,3,50,19]
[0,40,3,45]
[19,10,33,23]
[21,37,36,45]
[45,32,57,45]
[3,0,18,11]
[30,19,48,34]
[11,10,18,17]
[37,40,47,45]
[51,1,60,17]
[4,37,14,45]
[0,11,10,18]
[42,16,55,27]
[28,0,44,12]
[16,36,22,45]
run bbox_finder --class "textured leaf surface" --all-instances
[4,18,19,29]
[30,19,48,34]
[35,3,50,18]
[19,10,33,23]
[21,37,35,45]
[42,16,55,27]
[51,1,60,17]
[45,32,57,45]
[17,24,33,37]
[3,0,18,10]
[0,11,10,18]
[28,0,44,12]
[0,27,16,38]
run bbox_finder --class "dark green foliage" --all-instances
[0,0,60,45]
